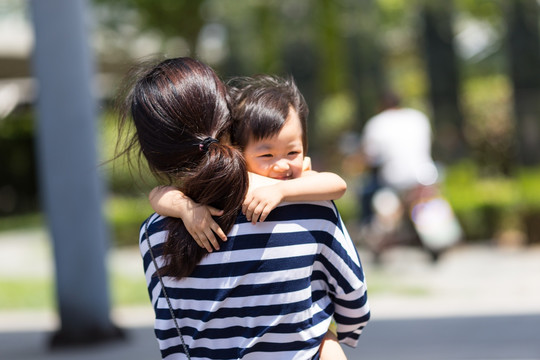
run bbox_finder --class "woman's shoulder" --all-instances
[265,200,340,223]
[139,213,168,244]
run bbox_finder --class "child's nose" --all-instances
[273,159,290,171]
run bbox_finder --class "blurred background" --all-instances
[0,0,539,359]
[2,0,540,246]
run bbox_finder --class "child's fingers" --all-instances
[251,206,261,224]
[258,206,272,222]
[242,192,255,215]
[211,223,227,241]
[248,204,260,224]
[203,228,220,251]
[244,200,259,223]
[201,238,215,253]
[253,202,272,222]
[259,200,279,222]
[192,233,212,252]
[242,198,251,215]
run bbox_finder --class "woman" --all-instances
[117,57,370,359]
[117,57,248,278]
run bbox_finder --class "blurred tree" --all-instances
[254,3,283,73]
[455,1,515,175]
[420,1,467,163]
[505,0,540,166]
[309,0,358,167]
[0,111,38,215]
[314,0,347,95]
[94,0,205,55]
[347,0,386,129]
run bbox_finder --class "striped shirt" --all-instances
[140,201,370,360]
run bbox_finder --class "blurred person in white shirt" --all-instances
[359,91,438,223]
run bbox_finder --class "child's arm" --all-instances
[243,171,347,223]
[148,186,226,252]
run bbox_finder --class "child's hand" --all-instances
[182,202,226,252]
[242,185,284,224]
[149,186,227,252]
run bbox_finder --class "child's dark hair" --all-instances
[117,57,248,279]
[229,75,309,152]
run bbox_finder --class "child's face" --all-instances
[243,108,305,180]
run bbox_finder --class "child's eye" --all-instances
[288,151,300,156]
[258,154,273,158]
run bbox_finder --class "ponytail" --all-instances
[161,142,248,278]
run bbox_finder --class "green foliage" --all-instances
[106,195,153,247]
[363,270,429,296]
[377,0,412,27]
[517,168,540,209]
[0,109,39,214]
[455,0,503,20]
[0,213,44,232]
[0,273,149,310]
[94,0,205,51]
[340,161,540,243]
[442,160,518,212]
[315,92,356,138]
[462,75,514,175]
[442,161,540,241]
[98,108,158,246]
[110,274,149,306]
[99,110,159,195]
[0,109,35,139]
[0,278,54,309]
[4,0,540,247]
[335,190,358,225]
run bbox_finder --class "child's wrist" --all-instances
[171,192,191,216]
[274,182,288,202]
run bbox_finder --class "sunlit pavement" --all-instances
[1,229,540,359]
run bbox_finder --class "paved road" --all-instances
[3,314,539,360]
[345,314,540,360]
[1,229,540,359]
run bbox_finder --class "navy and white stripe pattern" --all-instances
[140,200,370,360]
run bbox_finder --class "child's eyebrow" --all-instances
[253,143,273,151]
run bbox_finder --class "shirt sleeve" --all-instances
[323,207,371,347]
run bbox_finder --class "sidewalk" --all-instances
[1,228,540,359]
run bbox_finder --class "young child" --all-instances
[149,75,348,360]
[150,75,347,252]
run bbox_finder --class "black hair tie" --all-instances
[199,137,219,153]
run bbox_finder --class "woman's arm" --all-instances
[243,171,347,223]
[148,186,226,252]
[319,330,347,360]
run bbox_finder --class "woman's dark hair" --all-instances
[117,57,248,279]
[228,75,309,152]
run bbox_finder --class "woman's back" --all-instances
[141,201,370,360]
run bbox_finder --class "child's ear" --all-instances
[302,156,312,171]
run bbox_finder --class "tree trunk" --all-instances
[315,0,346,95]
[421,2,467,163]
[506,0,540,166]
[255,4,282,74]
[347,0,386,130]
